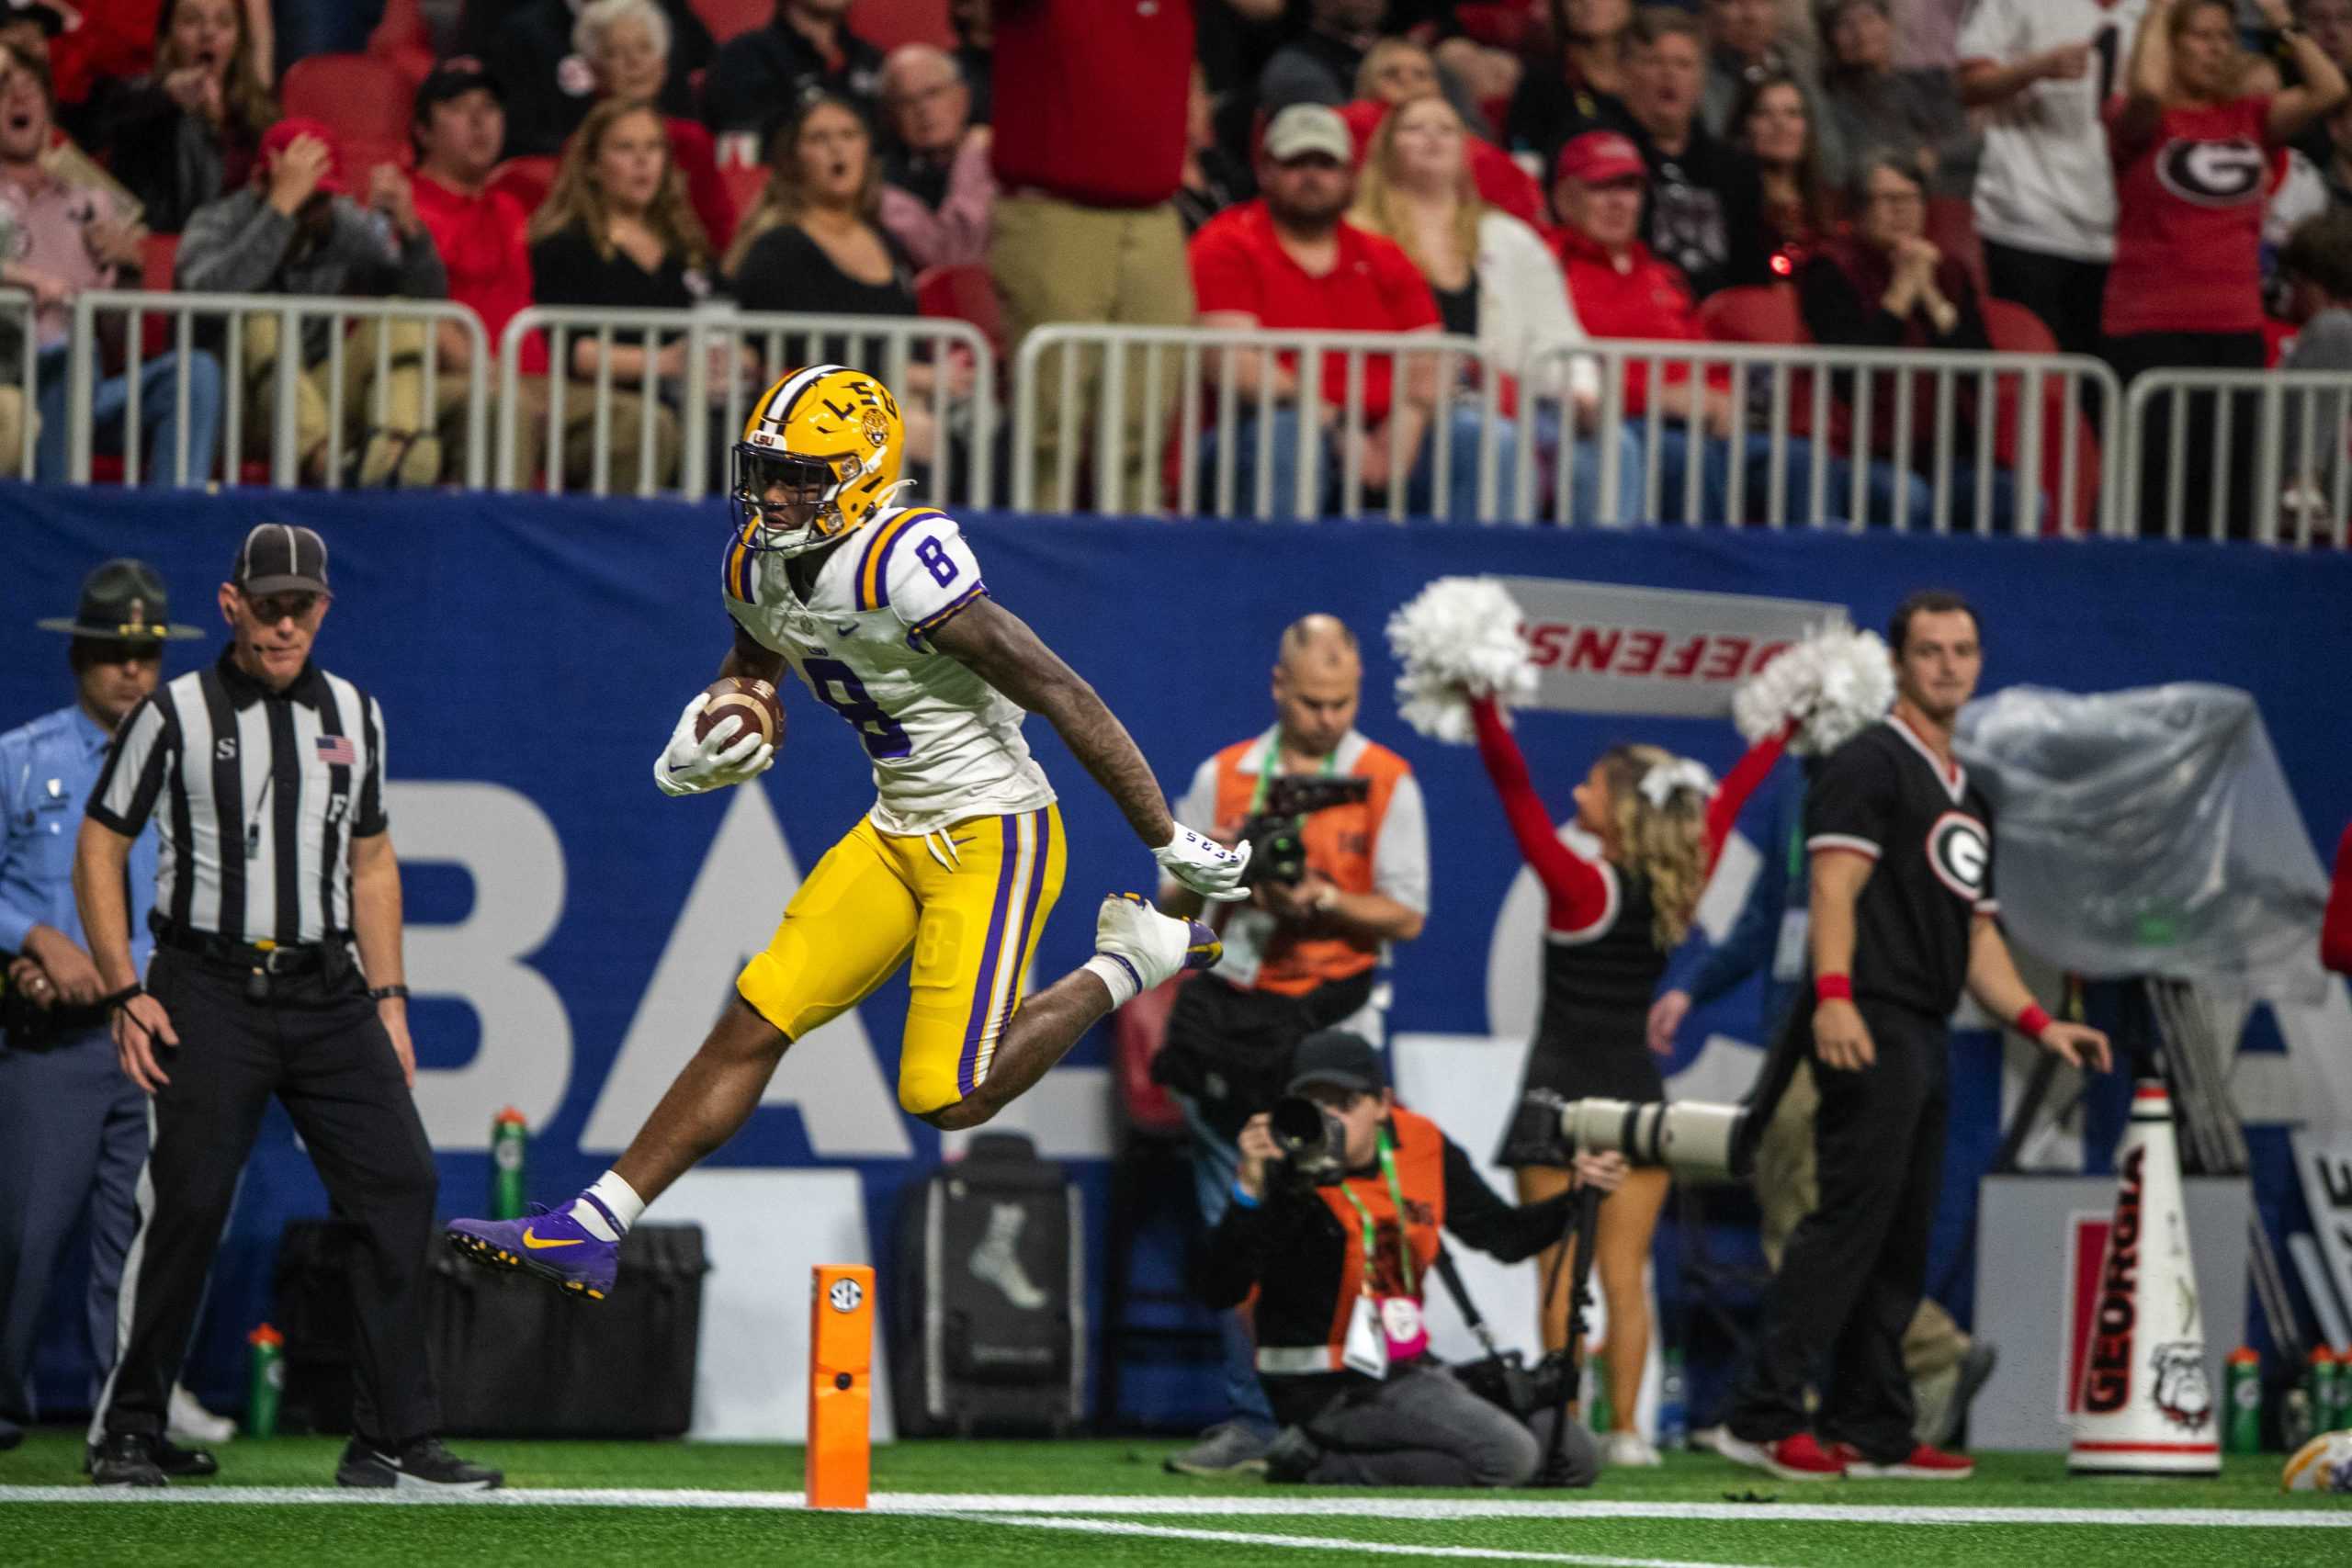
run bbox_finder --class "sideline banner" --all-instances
[1503,577,1844,716]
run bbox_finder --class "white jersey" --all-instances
[1959,0,2149,263]
[722,505,1056,837]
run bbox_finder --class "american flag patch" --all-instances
[315,735,356,765]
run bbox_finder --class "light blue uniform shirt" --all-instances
[0,704,158,974]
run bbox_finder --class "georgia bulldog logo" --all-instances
[2154,138,2265,209]
[2151,1342,2213,1432]
[1925,811,1990,903]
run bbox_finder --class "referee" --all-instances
[71,524,498,1492]
[1720,591,2110,1483]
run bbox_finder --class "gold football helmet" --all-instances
[730,365,906,558]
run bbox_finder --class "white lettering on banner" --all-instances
[2290,1130,2352,1332]
[388,782,573,1148]
[1499,577,1846,717]
[582,783,913,1159]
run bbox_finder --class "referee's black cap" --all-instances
[232,523,332,597]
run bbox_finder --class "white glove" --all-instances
[653,694,775,796]
[1154,824,1252,902]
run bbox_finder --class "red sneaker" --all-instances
[1834,1442,1975,1481]
[1719,1430,1848,1481]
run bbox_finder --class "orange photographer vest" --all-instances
[1313,1106,1447,1361]
[1203,735,1413,997]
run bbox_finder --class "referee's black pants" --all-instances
[1728,998,1949,1463]
[93,949,442,1449]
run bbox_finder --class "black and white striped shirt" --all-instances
[86,652,388,945]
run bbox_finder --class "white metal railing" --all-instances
[2121,368,2352,547]
[0,288,35,480]
[494,306,994,505]
[1012,323,1510,522]
[63,290,489,489]
[1514,340,2119,536]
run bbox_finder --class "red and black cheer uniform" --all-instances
[1728,715,1998,1465]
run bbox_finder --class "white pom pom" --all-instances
[1732,624,1894,757]
[1384,577,1536,744]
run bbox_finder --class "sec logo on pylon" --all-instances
[828,1277,865,1314]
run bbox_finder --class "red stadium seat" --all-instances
[914,262,1004,356]
[1453,3,1537,51]
[489,155,560,217]
[718,161,770,225]
[1980,299,2100,535]
[141,232,179,294]
[281,53,415,153]
[1980,297,2056,355]
[1925,195,1987,296]
[689,0,775,43]
[849,0,954,51]
[1697,283,1804,344]
[368,0,436,87]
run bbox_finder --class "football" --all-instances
[695,675,785,753]
[2281,1428,2352,1493]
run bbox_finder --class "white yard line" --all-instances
[0,1487,2342,1529]
[949,1510,1766,1568]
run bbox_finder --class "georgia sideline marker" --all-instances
[808,1264,875,1508]
[2068,1081,2221,1476]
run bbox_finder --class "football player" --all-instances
[447,366,1249,1297]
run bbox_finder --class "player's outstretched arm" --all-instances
[928,596,1248,898]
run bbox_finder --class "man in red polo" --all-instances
[990,0,1282,512]
[409,58,673,490]
[1188,102,1514,521]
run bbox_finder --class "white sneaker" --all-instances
[1093,893,1221,992]
[1600,1430,1663,1467]
[167,1383,235,1446]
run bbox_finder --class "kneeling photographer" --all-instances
[1196,1030,1627,1488]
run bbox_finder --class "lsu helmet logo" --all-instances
[730,365,908,558]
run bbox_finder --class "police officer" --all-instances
[0,560,232,1461]
[73,524,498,1492]
[1720,591,2112,1483]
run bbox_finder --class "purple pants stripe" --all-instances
[956,812,1024,1098]
[974,808,1053,1089]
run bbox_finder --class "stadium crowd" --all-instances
[0,0,2347,534]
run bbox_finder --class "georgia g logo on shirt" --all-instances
[2154,137,2266,209]
[1926,811,1990,904]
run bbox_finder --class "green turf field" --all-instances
[5,1434,2346,1566]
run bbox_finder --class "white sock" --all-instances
[570,1171,645,1241]
[1083,953,1142,1010]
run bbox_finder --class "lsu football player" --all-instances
[447,367,1249,1297]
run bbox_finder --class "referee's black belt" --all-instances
[149,917,351,976]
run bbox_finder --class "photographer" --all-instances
[1155,615,1429,1477]
[1200,1031,1626,1487]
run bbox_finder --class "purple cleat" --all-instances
[444,1200,619,1301]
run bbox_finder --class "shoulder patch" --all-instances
[854,508,948,613]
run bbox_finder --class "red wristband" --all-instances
[1815,974,1853,1004]
[2015,1004,2053,1040]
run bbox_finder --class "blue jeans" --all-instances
[1634,428,2029,529]
[1199,404,1520,522]
[1176,1092,1276,1436]
[36,346,224,486]
[1529,409,1645,525]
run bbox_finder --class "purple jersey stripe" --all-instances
[862,509,940,613]
[956,812,1023,1098]
[909,580,987,637]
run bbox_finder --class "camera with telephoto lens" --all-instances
[1506,1089,1754,1180]
[1237,774,1374,887]
[1268,1094,1347,1188]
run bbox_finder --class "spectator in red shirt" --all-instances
[1189,103,1516,521]
[989,0,1281,512]
[410,58,674,491]
[2107,0,2346,536]
[578,0,736,254]
[85,0,275,233]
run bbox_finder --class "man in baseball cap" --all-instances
[1261,101,1354,167]
[409,56,503,161]
[230,521,333,599]
[1553,129,1648,191]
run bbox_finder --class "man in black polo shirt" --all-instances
[701,0,885,138]
[1721,590,2109,1483]
[71,525,497,1492]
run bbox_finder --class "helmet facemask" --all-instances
[733,443,862,557]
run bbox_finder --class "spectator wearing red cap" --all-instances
[1190,102,1517,520]
[83,0,274,234]
[1508,0,1645,182]
[2107,0,2346,536]
[175,117,448,487]
[1350,93,1628,522]
[1622,7,1770,300]
[410,57,673,491]
[476,0,710,160]
[1554,128,1917,522]
[990,0,1280,512]
[1343,39,1546,229]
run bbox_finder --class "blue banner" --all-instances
[6,486,2349,1425]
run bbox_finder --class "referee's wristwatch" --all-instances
[368,984,410,1003]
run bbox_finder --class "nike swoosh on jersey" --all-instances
[521,1228,584,1249]
[834,622,858,637]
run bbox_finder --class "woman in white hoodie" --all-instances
[1351,94,1639,525]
